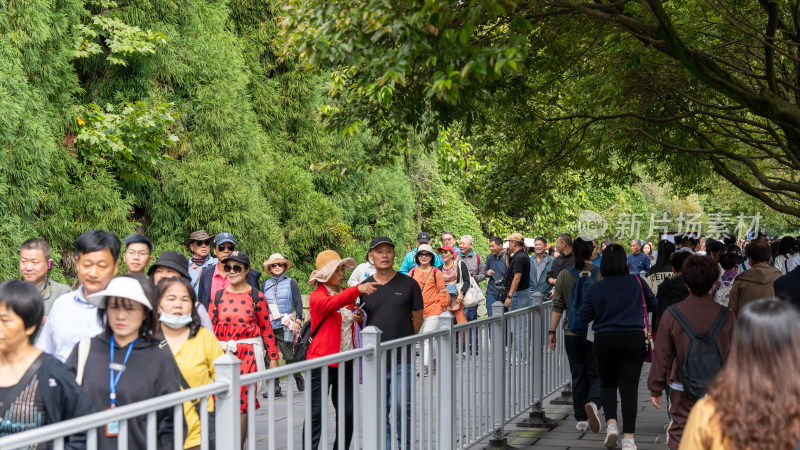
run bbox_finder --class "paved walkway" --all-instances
[487,365,670,449]
[251,364,670,449]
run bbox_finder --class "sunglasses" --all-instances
[418,253,433,258]
[217,244,235,251]
[194,240,211,247]
[223,264,245,274]
[270,263,286,269]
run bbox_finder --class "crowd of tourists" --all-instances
[547,232,800,450]
[2,228,800,449]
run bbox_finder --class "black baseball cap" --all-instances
[369,236,395,250]
[221,250,250,267]
[417,232,431,243]
[123,233,153,251]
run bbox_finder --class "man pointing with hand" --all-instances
[359,236,423,449]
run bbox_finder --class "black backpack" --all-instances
[294,318,326,362]
[667,304,729,400]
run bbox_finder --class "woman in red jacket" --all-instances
[303,250,377,450]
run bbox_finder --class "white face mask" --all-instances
[159,311,193,329]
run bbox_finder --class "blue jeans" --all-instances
[464,305,478,321]
[485,291,500,316]
[508,291,531,311]
[386,363,412,450]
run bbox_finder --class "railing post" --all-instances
[436,311,454,450]
[485,301,510,447]
[214,353,242,450]
[518,292,557,429]
[361,326,383,450]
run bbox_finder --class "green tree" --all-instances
[278,0,800,219]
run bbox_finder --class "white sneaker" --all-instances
[604,424,619,448]
[576,421,589,432]
[621,438,637,449]
[585,402,601,433]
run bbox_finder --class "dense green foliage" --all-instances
[0,0,487,290]
[279,0,800,221]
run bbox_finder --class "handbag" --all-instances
[456,262,485,308]
[634,275,654,363]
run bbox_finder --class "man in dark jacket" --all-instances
[729,241,783,316]
[653,251,692,333]
[197,232,261,308]
[547,233,575,297]
[648,255,735,449]
[484,236,508,315]
[774,264,800,308]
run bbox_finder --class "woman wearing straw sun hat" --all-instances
[66,274,182,450]
[261,253,305,397]
[303,250,378,450]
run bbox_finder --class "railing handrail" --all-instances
[0,381,228,446]
[0,300,569,449]
[377,328,449,351]
[239,346,374,384]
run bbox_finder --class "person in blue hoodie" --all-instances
[399,232,443,275]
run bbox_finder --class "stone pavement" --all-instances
[480,365,670,449]
[250,364,670,449]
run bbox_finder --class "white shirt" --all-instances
[35,286,103,362]
[347,262,376,287]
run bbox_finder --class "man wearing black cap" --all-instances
[399,232,443,275]
[360,236,423,450]
[197,232,261,309]
[122,232,152,275]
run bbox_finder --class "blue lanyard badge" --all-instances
[109,335,138,407]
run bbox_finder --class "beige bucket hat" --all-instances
[308,250,356,286]
[263,253,293,271]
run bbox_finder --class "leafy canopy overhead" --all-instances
[278,0,800,220]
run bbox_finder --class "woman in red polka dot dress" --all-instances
[207,250,279,444]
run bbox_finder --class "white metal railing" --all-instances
[0,295,569,450]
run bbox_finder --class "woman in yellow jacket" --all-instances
[680,298,800,450]
[157,277,223,450]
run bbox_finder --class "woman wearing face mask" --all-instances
[347,252,376,287]
[207,251,279,446]
[158,277,223,450]
[150,251,213,331]
[66,274,181,450]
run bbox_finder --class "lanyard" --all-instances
[109,335,138,407]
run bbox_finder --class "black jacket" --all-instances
[774,266,800,309]
[12,354,95,449]
[653,274,690,333]
[197,262,261,309]
[66,334,182,450]
[547,252,575,282]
